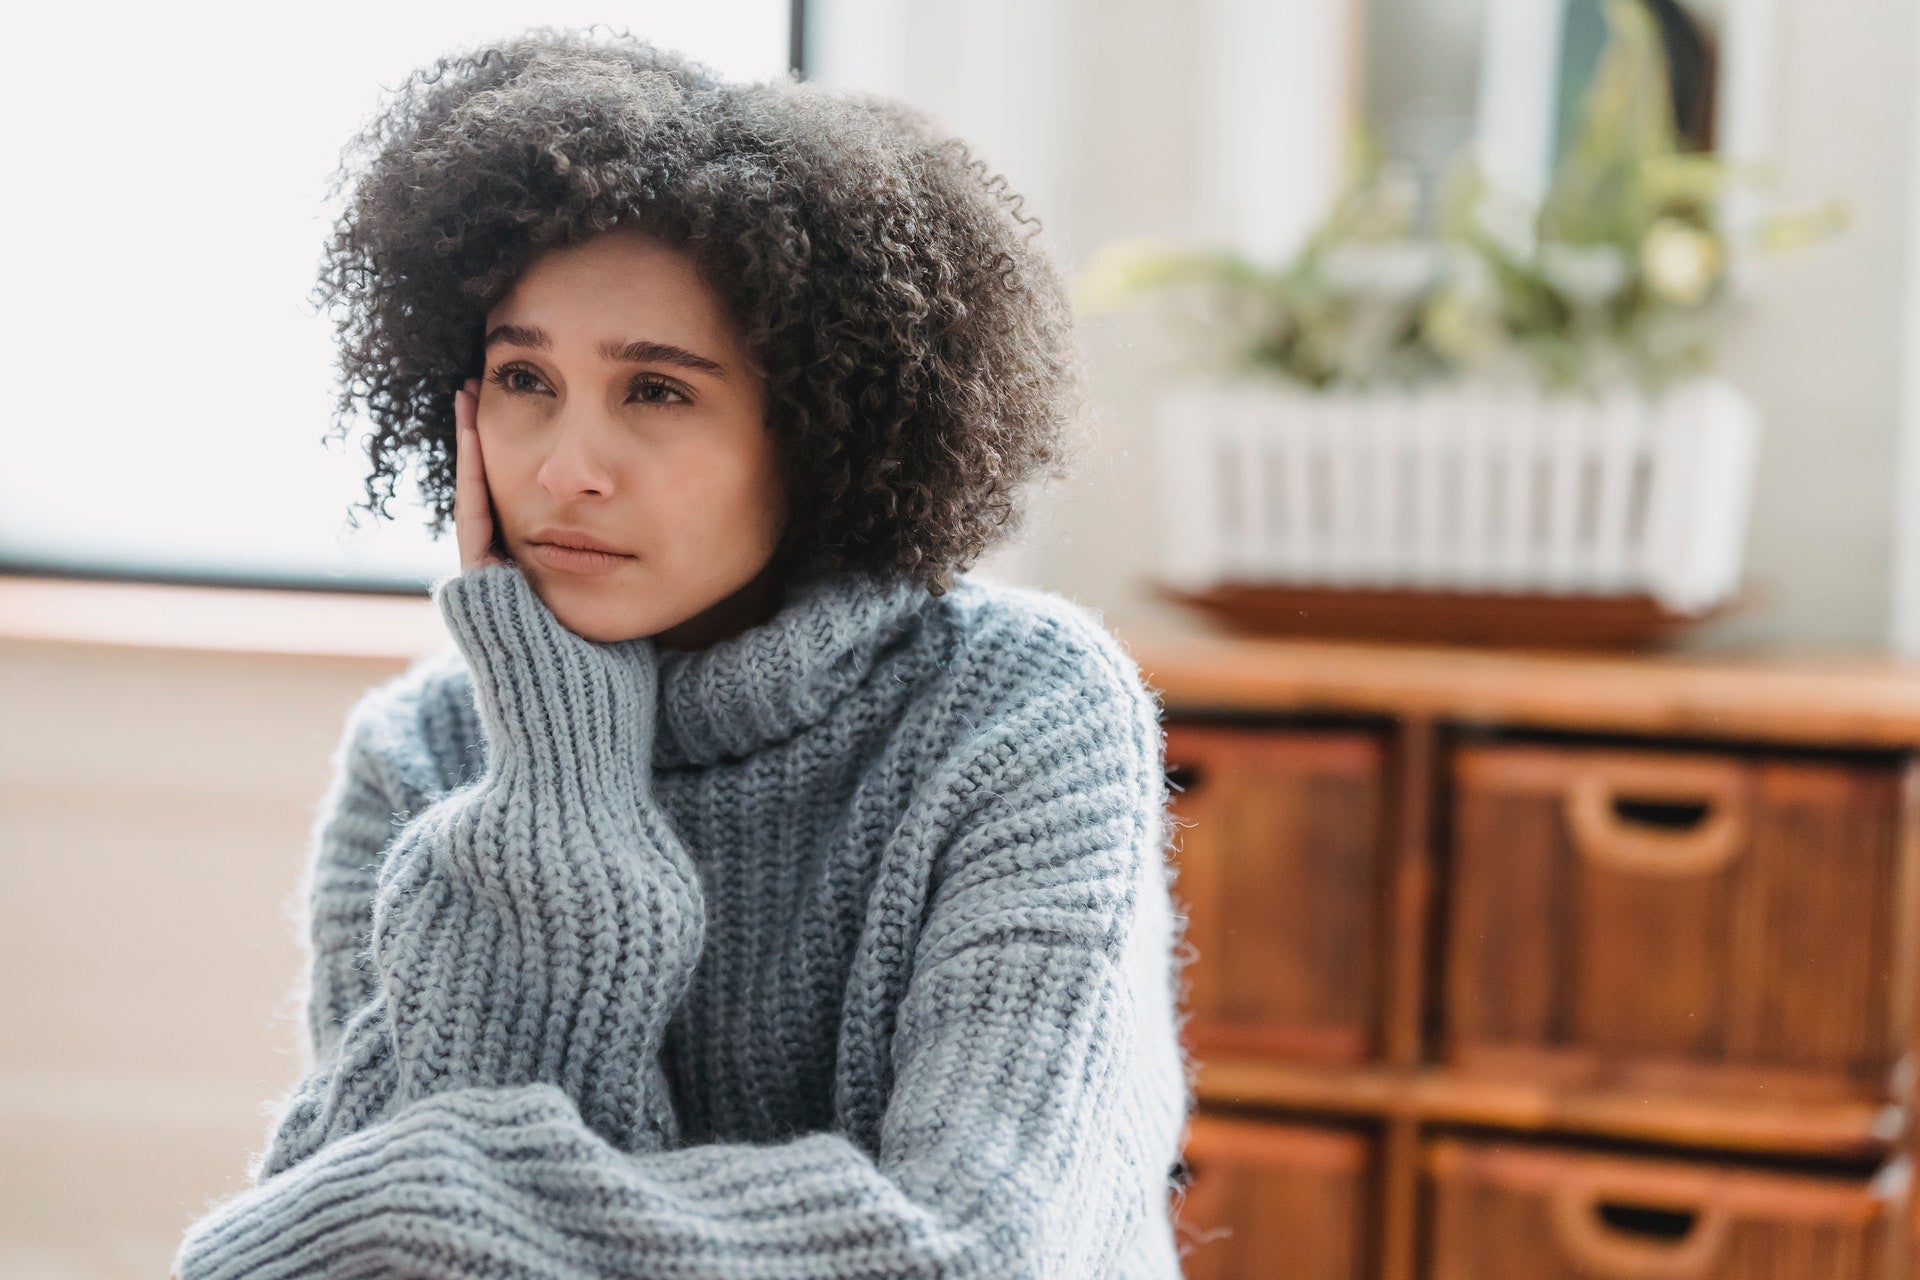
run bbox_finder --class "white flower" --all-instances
[1641,218,1726,306]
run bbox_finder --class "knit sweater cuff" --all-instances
[432,562,658,787]
[179,1087,700,1280]
[173,1095,464,1280]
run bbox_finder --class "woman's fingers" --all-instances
[454,377,503,572]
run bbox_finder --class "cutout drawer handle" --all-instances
[1565,773,1747,877]
[1165,762,1204,794]
[1549,1181,1731,1279]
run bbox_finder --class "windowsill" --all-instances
[0,574,448,662]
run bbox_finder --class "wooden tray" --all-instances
[1151,579,1757,651]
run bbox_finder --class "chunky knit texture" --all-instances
[173,560,1195,1279]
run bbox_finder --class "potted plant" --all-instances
[1074,0,1848,646]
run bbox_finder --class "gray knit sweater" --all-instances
[173,559,1194,1279]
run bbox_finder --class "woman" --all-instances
[174,25,1194,1279]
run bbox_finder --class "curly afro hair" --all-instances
[315,24,1094,596]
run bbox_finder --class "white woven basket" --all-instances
[1153,376,1761,614]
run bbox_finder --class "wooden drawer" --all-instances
[1441,742,1909,1104]
[1424,1136,1897,1279]
[1174,1110,1375,1280]
[1164,723,1391,1065]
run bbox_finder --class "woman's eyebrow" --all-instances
[483,322,728,380]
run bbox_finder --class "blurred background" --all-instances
[5,0,1919,1274]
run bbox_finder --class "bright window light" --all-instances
[0,4,793,592]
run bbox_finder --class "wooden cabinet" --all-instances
[1444,742,1908,1103]
[1164,725,1391,1066]
[1426,1137,1897,1279]
[1123,630,1920,1278]
[1176,1113,1377,1280]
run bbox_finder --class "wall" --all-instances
[1703,0,1919,651]
[0,639,422,1276]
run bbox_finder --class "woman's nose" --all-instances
[534,415,619,498]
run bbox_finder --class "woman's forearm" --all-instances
[252,562,705,1179]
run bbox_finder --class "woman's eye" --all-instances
[483,365,687,407]
[487,364,548,395]
[632,376,690,407]
[487,364,691,404]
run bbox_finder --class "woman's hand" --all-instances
[455,376,506,572]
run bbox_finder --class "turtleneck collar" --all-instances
[650,567,935,770]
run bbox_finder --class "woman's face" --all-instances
[475,225,788,648]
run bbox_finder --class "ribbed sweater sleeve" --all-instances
[176,562,708,1276]
[173,602,1172,1280]
[298,698,408,1068]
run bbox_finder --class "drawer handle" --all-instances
[1550,1182,1731,1279]
[1565,774,1747,877]
[1165,762,1204,794]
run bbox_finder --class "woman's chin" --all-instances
[526,580,662,645]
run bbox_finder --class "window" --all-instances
[1,3,798,593]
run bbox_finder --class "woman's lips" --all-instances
[526,540,635,574]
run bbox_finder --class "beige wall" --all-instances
[0,638,423,1277]
[1699,0,1920,651]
